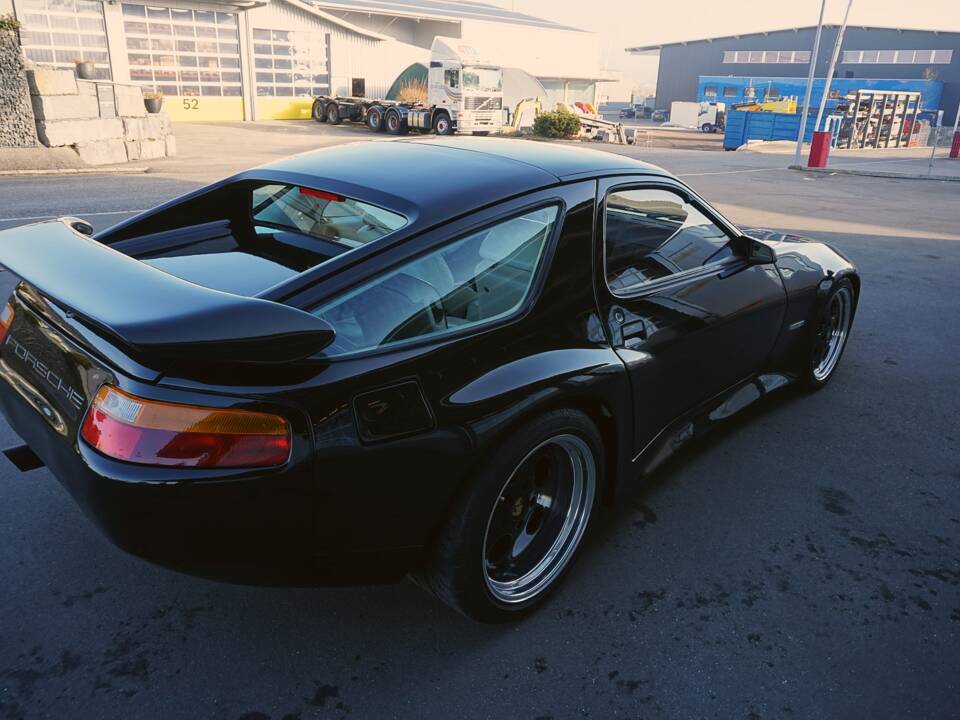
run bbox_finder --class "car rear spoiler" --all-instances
[0,219,335,364]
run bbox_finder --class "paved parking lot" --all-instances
[0,131,958,719]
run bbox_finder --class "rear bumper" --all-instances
[0,380,419,585]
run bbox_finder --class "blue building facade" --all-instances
[696,76,943,115]
[627,26,960,125]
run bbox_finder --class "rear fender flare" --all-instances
[443,348,632,503]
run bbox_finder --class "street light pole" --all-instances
[793,0,827,166]
[815,0,853,133]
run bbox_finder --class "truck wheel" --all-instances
[415,409,602,622]
[366,106,385,132]
[385,109,406,135]
[433,112,454,136]
[701,123,714,134]
[326,103,341,125]
[312,101,326,123]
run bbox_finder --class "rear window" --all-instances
[251,183,407,249]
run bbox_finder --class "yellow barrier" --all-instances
[255,98,314,120]
[162,96,245,122]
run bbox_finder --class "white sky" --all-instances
[491,0,960,99]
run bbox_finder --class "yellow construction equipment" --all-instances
[733,97,798,114]
[502,97,542,134]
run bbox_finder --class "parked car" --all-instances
[0,139,859,622]
[652,108,670,122]
[618,104,647,119]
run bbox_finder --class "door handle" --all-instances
[621,319,647,349]
[622,320,647,339]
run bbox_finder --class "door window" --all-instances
[444,68,459,88]
[313,206,558,357]
[604,188,734,293]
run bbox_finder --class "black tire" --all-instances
[416,409,603,622]
[432,111,453,136]
[366,106,385,132]
[384,109,406,135]
[326,103,341,125]
[801,277,856,391]
[701,123,714,134]
[312,101,326,123]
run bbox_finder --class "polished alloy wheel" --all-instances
[812,286,853,381]
[483,434,596,604]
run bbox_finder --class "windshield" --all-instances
[462,66,502,93]
[252,183,407,248]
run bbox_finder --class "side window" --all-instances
[444,68,459,88]
[604,188,734,293]
[314,206,559,357]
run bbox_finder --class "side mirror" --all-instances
[59,216,94,237]
[741,235,776,265]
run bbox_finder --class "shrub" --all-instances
[533,110,581,139]
[0,14,21,31]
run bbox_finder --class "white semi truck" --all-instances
[668,100,726,133]
[311,37,504,136]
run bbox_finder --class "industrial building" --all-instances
[628,25,960,124]
[4,0,614,121]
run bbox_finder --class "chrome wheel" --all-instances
[813,286,853,381]
[482,434,596,604]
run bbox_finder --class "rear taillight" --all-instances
[0,303,15,344]
[80,385,291,468]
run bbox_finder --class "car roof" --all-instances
[251,138,670,233]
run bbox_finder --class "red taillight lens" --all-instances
[0,302,15,344]
[80,385,291,468]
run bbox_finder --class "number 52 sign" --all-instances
[182,98,200,110]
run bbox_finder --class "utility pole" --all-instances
[794,0,827,166]
[815,0,853,133]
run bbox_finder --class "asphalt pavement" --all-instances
[0,136,958,720]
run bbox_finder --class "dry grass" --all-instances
[396,78,428,104]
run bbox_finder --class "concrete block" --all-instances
[115,84,146,118]
[158,112,173,135]
[37,118,123,147]
[122,115,166,141]
[124,140,141,162]
[74,138,128,166]
[31,93,99,121]
[164,134,176,156]
[138,137,166,160]
[26,68,78,97]
[77,80,97,97]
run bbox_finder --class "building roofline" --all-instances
[308,0,585,32]
[284,0,393,39]
[626,24,960,53]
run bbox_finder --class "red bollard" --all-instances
[950,130,960,159]
[808,131,832,168]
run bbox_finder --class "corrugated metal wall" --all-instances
[248,2,412,98]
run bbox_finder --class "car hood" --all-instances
[742,226,855,267]
[741,226,813,245]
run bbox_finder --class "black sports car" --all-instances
[0,139,858,622]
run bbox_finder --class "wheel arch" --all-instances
[446,353,633,508]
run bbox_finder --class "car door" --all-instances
[595,177,786,456]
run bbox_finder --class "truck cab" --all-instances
[425,37,503,135]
